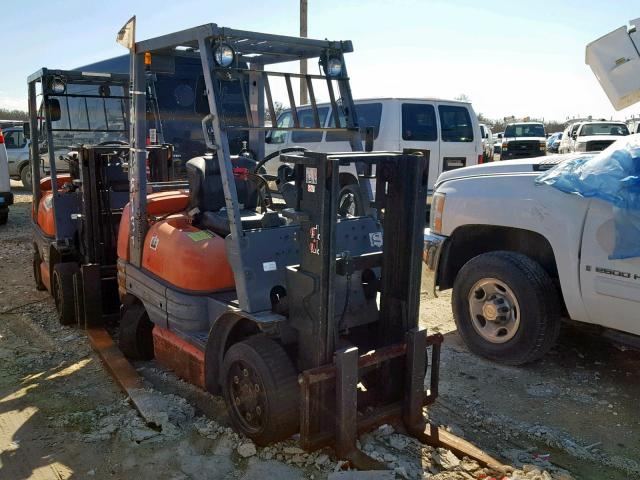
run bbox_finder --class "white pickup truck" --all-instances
[423,152,640,364]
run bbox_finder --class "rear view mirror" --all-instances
[46,98,61,122]
[22,122,30,139]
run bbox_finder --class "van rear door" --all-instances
[436,102,478,177]
[399,101,440,193]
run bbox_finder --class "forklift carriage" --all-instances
[27,68,175,327]
[118,22,502,470]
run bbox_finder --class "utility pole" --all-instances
[300,0,308,105]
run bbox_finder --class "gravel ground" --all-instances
[0,182,636,479]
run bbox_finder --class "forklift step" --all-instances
[152,327,206,389]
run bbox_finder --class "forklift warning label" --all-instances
[369,232,383,248]
[306,167,318,185]
[187,231,213,242]
[263,261,277,272]
[150,234,159,251]
[309,224,320,255]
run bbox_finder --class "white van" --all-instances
[264,97,482,211]
[0,128,13,225]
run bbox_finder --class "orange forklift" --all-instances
[115,21,502,469]
[28,68,175,326]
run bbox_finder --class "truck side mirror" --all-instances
[22,122,30,139]
[46,98,61,122]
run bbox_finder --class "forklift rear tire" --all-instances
[33,250,46,291]
[118,302,155,361]
[0,208,7,225]
[222,336,299,445]
[52,263,78,325]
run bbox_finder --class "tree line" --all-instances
[0,108,28,121]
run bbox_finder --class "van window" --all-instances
[270,112,292,144]
[291,107,329,143]
[438,105,473,142]
[402,103,437,141]
[326,103,382,142]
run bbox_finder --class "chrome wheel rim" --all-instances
[468,278,520,344]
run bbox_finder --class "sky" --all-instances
[1,0,639,123]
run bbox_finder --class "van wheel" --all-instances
[20,165,32,190]
[222,336,299,445]
[52,263,78,325]
[119,302,155,360]
[452,251,561,365]
[0,208,7,225]
[33,250,46,290]
[338,183,365,217]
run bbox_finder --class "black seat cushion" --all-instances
[186,153,259,213]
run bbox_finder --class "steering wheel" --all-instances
[252,147,308,174]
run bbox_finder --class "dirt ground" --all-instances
[0,182,638,479]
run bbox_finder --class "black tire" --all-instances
[33,249,46,291]
[452,251,561,365]
[118,302,155,360]
[52,263,78,326]
[338,183,365,217]
[0,208,7,225]
[222,336,299,445]
[20,164,32,190]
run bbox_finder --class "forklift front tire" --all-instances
[222,336,299,445]
[52,263,78,325]
[0,208,7,225]
[33,250,46,291]
[118,302,155,360]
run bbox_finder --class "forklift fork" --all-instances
[299,329,504,471]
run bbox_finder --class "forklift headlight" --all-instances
[214,43,235,68]
[325,58,343,77]
[50,77,66,94]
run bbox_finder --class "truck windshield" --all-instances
[504,124,545,138]
[579,123,629,136]
[46,82,128,148]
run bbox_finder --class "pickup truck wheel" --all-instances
[20,165,32,190]
[452,251,561,365]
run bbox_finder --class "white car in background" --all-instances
[570,121,629,152]
[0,128,13,225]
[558,122,582,154]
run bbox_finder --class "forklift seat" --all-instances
[186,153,259,213]
[186,153,283,236]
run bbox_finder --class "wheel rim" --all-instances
[467,278,520,344]
[338,190,357,217]
[23,168,32,186]
[227,360,268,434]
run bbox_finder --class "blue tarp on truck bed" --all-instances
[536,134,640,259]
